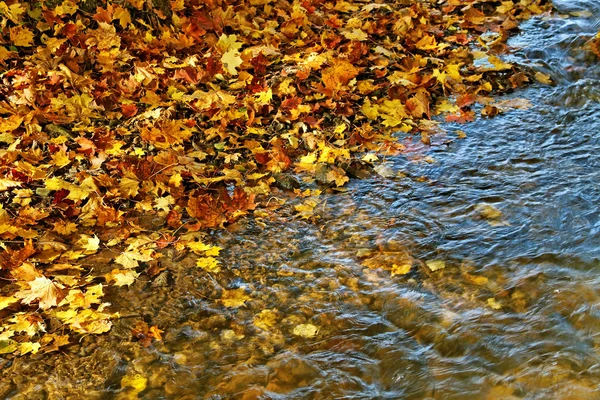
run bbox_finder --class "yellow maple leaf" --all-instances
[534,71,552,84]
[253,309,278,331]
[217,34,243,53]
[0,178,21,191]
[390,263,411,276]
[341,28,368,41]
[426,260,446,271]
[9,312,46,336]
[19,342,41,355]
[0,2,26,23]
[292,323,319,338]
[45,177,92,201]
[16,277,64,310]
[105,269,139,286]
[59,284,104,309]
[121,374,147,394]
[115,249,154,269]
[119,176,140,198]
[415,34,438,51]
[254,88,273,105]
[77,234,100,253]
[51,149,71,168]
[0,296,18,311]
[221,49,243,75]
[196,256,221,273]
[113,6,132,28]
[436,99,460,114]
[220,288,250,308]
[361,98,380,120]
[294,199,319,219]
[322,59,360,92]
[55,0,78,15]
[57,308,113,334]
[10,26,34,47]
[0,114,23,133]
[326,168,349,187]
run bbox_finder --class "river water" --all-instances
[4,1,600,399]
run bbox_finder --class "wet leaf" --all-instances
[292,323,319,338]
[487,298,503,310]
[121,374,147,394]
[221,289,251,308]
[426,260,446,272]
[253,309,278,331]
[196,257,221,273]
[390,264,412,276]
[105,269,139,286]
[475,203,503,220]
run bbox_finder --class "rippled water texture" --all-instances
[5,2,600,399]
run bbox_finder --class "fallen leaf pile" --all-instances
[0,0,551,355]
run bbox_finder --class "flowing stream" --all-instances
[3,1,600,399]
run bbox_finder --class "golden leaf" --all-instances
[220,288,250,308]
[390,263,411,276]
[0,2,26,23]
[115,249,154,269]
[341,28,368,41]
[253,309,278,331]
[292,323,318,338]
[51,150,71,168]
[16,277,64,310]
[119,176,140,198]
[426,260,446,272]
[534,71,552,85]
[0,296,18,311]
[0,178,21,191]
[105,269,139,286]
[217,34,243,53]
[0,115,23,133]
[196,256,221,273]
[19,342,41,355]
[322,59,360,92]
[45,178,92,201]
[487,298,503,310]
[10,26,34,47]
[221,49,243,76]
[294,199,318,219]
[55,0,78,15]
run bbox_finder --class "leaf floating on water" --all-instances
[292,323,319,338]
[253,309,278,331]
[464,273,489,286]
[294,199,319,220]
[534,71,553,85]
[475,203,503,220]
[221,289,251,308]
[391,263,412,276]
[487,298,503,310]
[196,257,221,273]
[374,164,395,178]
[426,260,446,271]
[105,269,139,287]
[121,373,147,396]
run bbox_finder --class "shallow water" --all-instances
[3,2,600,399]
